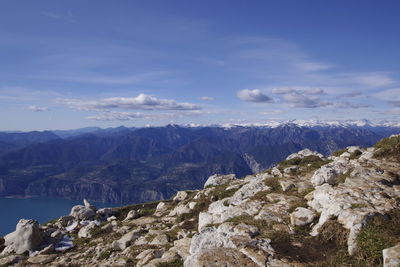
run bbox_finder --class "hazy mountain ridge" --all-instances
[0,124,399,203]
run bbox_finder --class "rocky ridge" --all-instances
[0,135,400,266]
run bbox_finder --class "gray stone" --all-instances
[383,243,400,267]
[173,191,189,201]
[27,254,57,264]
[112,230,141,251]
[204,174,236,188]
[0,255,22,265]
[70,205,96,220]
[78,222,97,238]
[38,244,54,255]
[290,207,316,226]
[311,165,338,186]
[124,209,139,221]
[4,219,43,254]
[149,234,169,246]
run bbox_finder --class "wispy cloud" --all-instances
[237,89,274,103]
[62,93,201,111]
[200,96,215,101]
[281,93,331,108]
[43,11,76,23]
[271,87,329,108]
[336,91,363,98]
[271,87,325,95]
[88,110,205,121]
[353,73,395,88]
[35,71,172,85]
[389,100,400,107]
[27,105,49,112]
[334,101,371,109]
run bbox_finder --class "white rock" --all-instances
[38,244,54,255]
[56,216,74,227]
[230,176,266,205]
[112,230,141,251]
[96,208,116,218]
[286,149,323,160]
[107,216,117,222]
[83,198,96,210]
[188,202,197,210]
[173,191,189,201]
[311,165,338,186]
[279,180,295,192]
[169,203,191,216]
[156,202,167,211]
[347,146,361,153]
[0,255,22,265]
[271,167,283,177]
[173,238,191,260]
[283,166,298,174]
[78,222,97,238]
[203,174,236,188]
[149,234,169,246]
[290,207,316,226]
[70,205,96,220]
[383,243,400,267]
[4,219,42,254]
[124,210,139,221]
[65,221,78,232]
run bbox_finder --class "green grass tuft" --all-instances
[373,135,400,160]
[356,210,400,265]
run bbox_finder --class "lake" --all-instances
[0,197,125,237]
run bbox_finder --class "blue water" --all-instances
[0,197,124,237]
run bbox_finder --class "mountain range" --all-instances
[0,122,399,203]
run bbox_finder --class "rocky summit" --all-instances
[0,135,400,267]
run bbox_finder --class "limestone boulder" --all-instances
[4,219,43,254]
[70,205,96,220]
[383,243,400,267]
[286,149,323,160]
[124,209,139,221]
[311,165,338,186]
[78,222,97,238]
[173,191,189,201]
[111,229,141,251]
[203,174,236,188]
[290,207,316,226]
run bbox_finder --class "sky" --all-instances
[1,0,400,131]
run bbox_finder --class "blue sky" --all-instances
[1,0,400,130]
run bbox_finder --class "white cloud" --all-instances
[282,93,331,108]
[27,105,49,112]
[389,100,400,107]
[43,11,76,23]
[373,88,400,101]
[334,101,371,109]
[271,88,296,95]
[62,93,201,111]
[260,110,284,115]
[200,96,215,101]
[271,87,329,108]
[88,110,205,121]
[336,91,363,98]
[37,71,171,85]
[354,73,395,88]
[294,62,333,72]
[237,89,274,103]
[271,87,325,95]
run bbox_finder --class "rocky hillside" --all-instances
[1,135,400,266]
